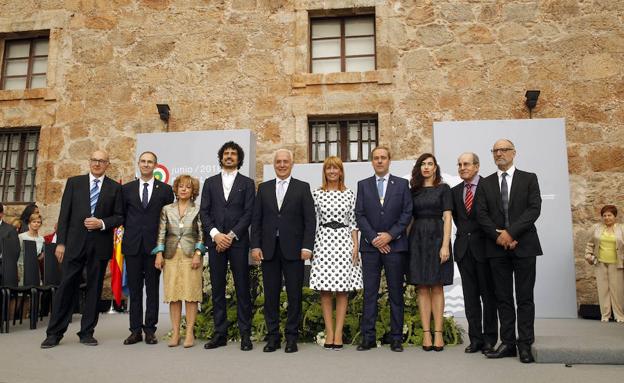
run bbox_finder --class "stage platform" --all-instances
[1,314,622,383]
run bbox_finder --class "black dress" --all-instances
[407,183,454,286]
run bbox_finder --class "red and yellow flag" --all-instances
[110,225,124,306]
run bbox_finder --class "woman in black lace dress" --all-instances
[407,153,453,351]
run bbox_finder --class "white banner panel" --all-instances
[433,118,577,318]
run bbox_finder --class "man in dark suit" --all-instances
[201,141,255,351]
[121,151,174,345]
[355,146,412,352]
[0,202,20,284]
[476,139,542,363]
[41,150,123,348]
[451,152,497,354]
[250,149,315,353]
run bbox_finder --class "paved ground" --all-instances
[1,314,623,383]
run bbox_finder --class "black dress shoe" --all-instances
[284,340,298,353]
[204,336,227,349]
[79,335,98,346]
[144,333,157,345]
[357,341,376,351]
[240,334,253,351]
[263,341,280,352]
[481,343,495,354]
[41,335,61,349]
[485,343,517,359]
[518,347,535,363]
[390,340,404,352]
[464,342,483,353]
[123,332,143,345]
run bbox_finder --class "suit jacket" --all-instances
[153,201,205,259]
[355,174,412,253]
[476,169,542,258]
[451,176,486,262]
[121,179,174,256]
[56,174,124,261]
[200,172,255,248]
[0,220,20,259]
[250,178,315,261]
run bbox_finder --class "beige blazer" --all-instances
[153,201,205,259]
[585,223,624,269]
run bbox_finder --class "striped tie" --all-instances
[90,179,100,215]
[464,183,474,214]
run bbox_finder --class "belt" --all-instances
[320,221,348,229]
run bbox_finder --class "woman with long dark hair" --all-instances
[407,153,453,351]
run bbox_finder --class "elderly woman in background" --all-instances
[585,205,624,322]
[154,175,205,347]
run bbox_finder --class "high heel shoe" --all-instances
[433,331,444,352]
[422,330,433,352]
[168,335,180,348]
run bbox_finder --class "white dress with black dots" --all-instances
[309,189,363,292]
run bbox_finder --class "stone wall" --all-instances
[0,0,622,306]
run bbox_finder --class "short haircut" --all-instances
[173,174,200,201]
[321,156,346,192]
[601,205,618,217]
[273,148,294,162]
[217,141,245,169]
[139,151,158,163]
[371,145,391,159]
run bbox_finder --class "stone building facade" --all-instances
[0,0,622,306]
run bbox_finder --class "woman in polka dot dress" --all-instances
[310,156,363,350]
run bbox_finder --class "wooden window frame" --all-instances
[309,15,376,73]
[1,35,49,90]
[308,115,378,163]
[0,127,40,203]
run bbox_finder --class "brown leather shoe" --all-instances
[123,333,143,345]
[144,333,157,345]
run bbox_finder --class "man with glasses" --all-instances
[451,153,497,355]
[41,150,123,348]
[476,139,542,363]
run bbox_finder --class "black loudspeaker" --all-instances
[578,304,601,320]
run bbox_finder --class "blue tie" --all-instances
[377,177,385,200]
[90,179,100,216]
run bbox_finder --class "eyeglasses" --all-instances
[491,148,514,154]
[90,159,109,165]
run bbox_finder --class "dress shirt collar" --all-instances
[139,177,154,187]
[497,165,516,179]
[89,173,105,185]
[276,175,292,184]
[465,174,480,187]
[222,169,238,178]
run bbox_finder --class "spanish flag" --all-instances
[110,225,124,306]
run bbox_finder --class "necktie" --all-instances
[377,178,385,202]
[464,183,474,215]
[501,172,509,228]
[142,182,149,208]
[277,180,286,210]
[90,179,100,216]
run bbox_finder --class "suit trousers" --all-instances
[361,250,405,343]
[209,245,252,337]
[594,262,624,321]
[489,255,536,348]
[126,247,160,335]
[262,239,304,342]
[457,248,498,346]
[46,238,108,339]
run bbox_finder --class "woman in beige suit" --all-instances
[154,175,205,347]
[585,205,624,322]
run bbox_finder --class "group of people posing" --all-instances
[38,138,544,364]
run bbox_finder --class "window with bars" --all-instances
[309,117,378,163]
[310,15,375,74]
[1,36,49,90]
[0,129,40,203]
